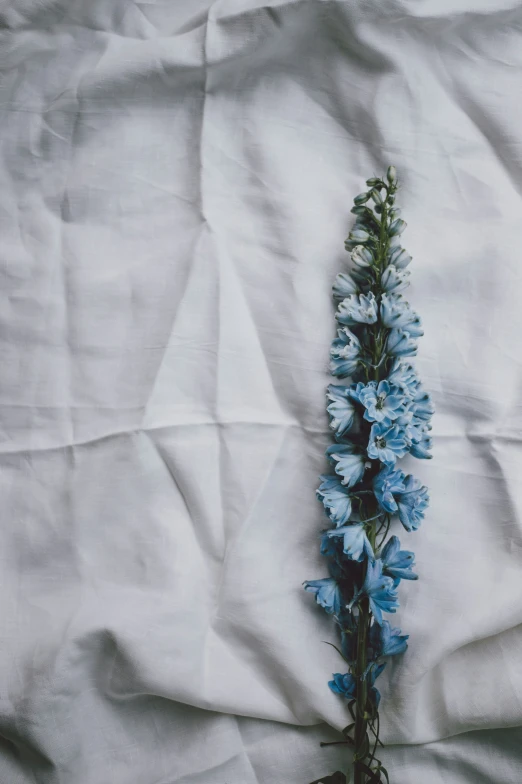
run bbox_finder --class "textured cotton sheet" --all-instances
[1,0,522,782]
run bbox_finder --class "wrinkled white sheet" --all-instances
[1,0,522,782]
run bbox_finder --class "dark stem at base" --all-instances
[353,597,369,784]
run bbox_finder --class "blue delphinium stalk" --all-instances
[304,168,433,784]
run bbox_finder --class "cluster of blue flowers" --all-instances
[304,168,433,784]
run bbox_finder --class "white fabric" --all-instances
[1,0,521,781]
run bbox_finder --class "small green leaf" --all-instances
[321,640,349,663]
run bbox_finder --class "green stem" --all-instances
[353,191,391,783]
[353,597,369,784]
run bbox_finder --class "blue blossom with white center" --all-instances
[369,621,409,658]
[326,385,357,437]
[303,578,342,615]
[337,292,378,326]
[326,443,366,487]
[330,328,361,378]
[358,559,399,625]
[316,475,353,528]
[327,523,374,562]
[368,422,409,466]
[381,536,418,582]
[332,272,358,301]
[397,475,430,531]
[386,327,418,357]
[358,380,406,425]
[373,466,406,513]
[381,264,410,293]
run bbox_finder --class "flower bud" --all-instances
[351,205,369,216]
[389,218,406,237]
[388,234,402,251]
[366,177,381,187]
[354,192,370,205]
[351,245,373,268]
[389,248,412,269]
[387,165,397,184]
[371,189,383,205]
[347,228,370,244]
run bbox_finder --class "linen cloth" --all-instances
[1,0,522,781]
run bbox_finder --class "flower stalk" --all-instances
[305,168,434,784]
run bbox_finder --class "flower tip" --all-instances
[387,165,397,184]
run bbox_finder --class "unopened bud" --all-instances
[351,245,373,268]
[354,192,370,205]
[389,218,406,237]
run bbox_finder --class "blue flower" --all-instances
[358,380,406,425]
[337,292,378,326]
[380,294,422,336]
[381,264,410,293]
[303,578,343,615]
[387,358,419,397]
[351,245,374,268]
[395,411,425,449]
[412,387,435,421]
[388,247,412,269]
[360,559,399,625]
[326,443,366,487]
[367,422,408,466]
[332,272,358,301]
[329,662,386,708]
[373,466,406,513]
[346,381,367,404]
[381,535,418,582]
[396,475,430,531]
[389,218,406,237]
[386,328,418,357]
[326,385,357,437]
[346,228,371,246]
[403,316,424,338]
[410,430,433,460]
[369,620,409,658]
[316,475,353,528]
[328,672,357,700]
[327,523,374,562]
[330,328,361,378]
